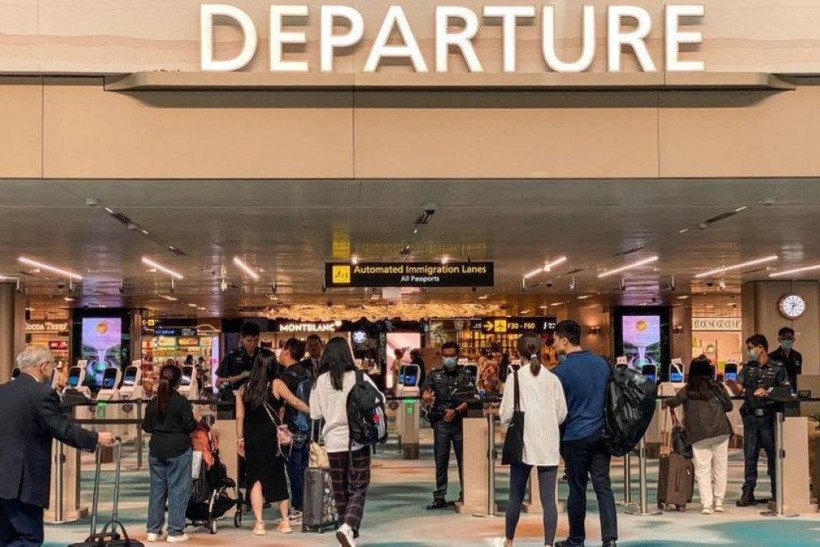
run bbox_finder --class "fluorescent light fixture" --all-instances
[142,257,184,280]
[676,295,690,300]
[519,309,533,314]
[158,294,178,302]
[63,297,74,302]
[577,295,593,300]
[679,228,689,234]
[544,256,567,272]
[19,257,83,281]
[477,293,493,300]
[197,306,207,311]
[598,256,660,278]
[232,256,259,280]
[769,264,820,278]
[694,255,778,279]
[104,207,114,214]
[550,301,565,307]
[524,267,544,279]
[735,206,748,213]
[141,229,150,236]
[188,303,198,308]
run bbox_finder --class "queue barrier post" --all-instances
[136,399,143,471]
[625,438,662,517]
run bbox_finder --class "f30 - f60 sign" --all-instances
[201,3,705,73]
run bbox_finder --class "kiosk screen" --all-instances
[122,368,137,387]
[400,365,418,387]
[102,369,118,389]
[67,370,80,387]
[642,364,657,383]
[181,369,192,386]
[670,364,684,383]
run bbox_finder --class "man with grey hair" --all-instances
[0,346,115,546]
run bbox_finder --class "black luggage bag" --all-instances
[302,467,339,533]
[69,440,144,547]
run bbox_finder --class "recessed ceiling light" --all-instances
[141,229,150,236]
[188,303,198,308]
[158,294,178,302]
[519,309,532,314]
[441,256,449,265]
[477,293,493,300]
[197,306,207,311]
[577,295,592,300]
[232,256,260,280]
[351,255,359,266]
[550,301,565,307]
[677,295,690,300]
[142,257,184,280]
[694,255,778,279]
[63,297,74,302]
[769,264,820,278]
[679,228,689,234]
[19,257,83,281]
[598,256,660,278]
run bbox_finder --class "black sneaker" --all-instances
[426,499,448,510]
[555,541,585,547]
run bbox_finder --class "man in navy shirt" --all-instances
[552,320,617,547]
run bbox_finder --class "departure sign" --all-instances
[471,317,557,334]
[325,262,494,288]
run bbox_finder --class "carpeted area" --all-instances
[45,427,820,546]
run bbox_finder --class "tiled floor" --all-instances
[45,428,820,546]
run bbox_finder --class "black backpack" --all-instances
[346,370,388,448]
[283,368,312,445]
[603,365,658,457]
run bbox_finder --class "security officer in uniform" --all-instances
[215,322,276,398]
[727,333,790,507]
[421,342,476,510]
[769,327,802,393]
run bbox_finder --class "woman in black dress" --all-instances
[236,353,309,536]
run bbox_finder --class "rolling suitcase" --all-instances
[302,420,339,534]
[69,440,144,546]
[657,408,694,511]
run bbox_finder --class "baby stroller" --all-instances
[187,418,243,534]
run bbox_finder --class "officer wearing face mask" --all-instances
[769,327,802,392]
[420,342,475,510]
[727,333,789,507]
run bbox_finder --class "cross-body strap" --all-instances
[513,369,521,412]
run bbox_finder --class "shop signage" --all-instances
[692,317,742,332]
[277,321,338,333]
[471,316,557,334]
[25,321,69,333]
[326,262,494,288]
[153,328,198,337]
[201,4,705,74]
[49,340,68,350]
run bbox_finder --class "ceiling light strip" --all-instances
[769,264,820,278]
[597,256,659,278]
[233,256,260,280]
[694,255,778,279]
[19,257,83,280]
[142,257,184,280]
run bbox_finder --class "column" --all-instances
[0,282,25,382]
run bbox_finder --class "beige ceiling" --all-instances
[1,177,818,318]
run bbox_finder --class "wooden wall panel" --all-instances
[0,78,42,178]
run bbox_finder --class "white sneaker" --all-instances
[701,507,713,515]
[146,533,164,542]
[336,523,357,547]
[166,534,190,543]
[288,509,303,522]
[714,499,725,513]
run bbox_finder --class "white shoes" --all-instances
[253,521,266,536]
[336,523,357,547]
[714,499,725,513]
[146,533,164,542]
[166,534,190,543]
[701,506,713,515]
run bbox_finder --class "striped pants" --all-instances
[328,447,371,535]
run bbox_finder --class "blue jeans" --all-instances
[148,448,192,537]
[286,443,309,511]
[742,413,776,495]
[0,498,44,547]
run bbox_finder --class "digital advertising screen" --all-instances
[613,307,671,381]
[81,317,123,389]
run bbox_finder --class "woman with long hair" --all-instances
[309,337,384,547]
[235,352,309,535]
[499,333,567,547]
[666,355,733,514]
[142,363,198,543]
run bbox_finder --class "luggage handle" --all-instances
[90,437,122,536]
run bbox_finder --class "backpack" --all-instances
[283,368,312,446]
[603,365,658,457]
[346,370,388,449]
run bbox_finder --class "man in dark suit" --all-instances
[0,346,115,546]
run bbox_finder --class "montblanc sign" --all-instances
[201,3,705,73]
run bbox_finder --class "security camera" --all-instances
[271,282,277,294]
[422,203,438,215]
[545,280,554,288]
[719,278,727,292]
[569,276,577,293]
[15,279,22,294]
[619,277,626,292]
[57,282,66,291]
[326,300,333,307]
[169,278,176,294]
[471,287,477,293]
[119,281,125,295]
[322,284,328,294]
[651,297,659,303]
[705,280,715,288]
[220,280,228,293]
[668,276,677,292]
[85,197,100,207]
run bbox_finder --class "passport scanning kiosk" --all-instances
[723,360,744,446]
[97,367,125,438]
[178,365,198,400]
[118,361,145,443]
[62,363,91,399]
[396,364,421,459]
[457,392,497,516]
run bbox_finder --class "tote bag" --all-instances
[501,370,525,465]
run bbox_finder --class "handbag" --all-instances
[309,419,330,470]
[713,390,736,438]
[669,407,693,459]
[501,369,525,465]
[263,401,294,457]
[68,520,144,547]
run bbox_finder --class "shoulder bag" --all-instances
[501,370,525,465]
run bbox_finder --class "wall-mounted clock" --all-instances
[778,293,807,320]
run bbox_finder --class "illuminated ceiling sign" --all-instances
[326,262,494,288]
[692,318,742,332]
[470,316,557,334]
[278,322,338,333]
[200,3,705,74]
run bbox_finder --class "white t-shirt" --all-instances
[309,370,382,454]
[499,365,568,467]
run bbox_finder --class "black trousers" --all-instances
[560,431,618,544]
[742,413,776,495]
[433,420,464,501]
[0,498,44,547]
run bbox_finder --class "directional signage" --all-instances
[471,317,557,334]
[325,262,494,288]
